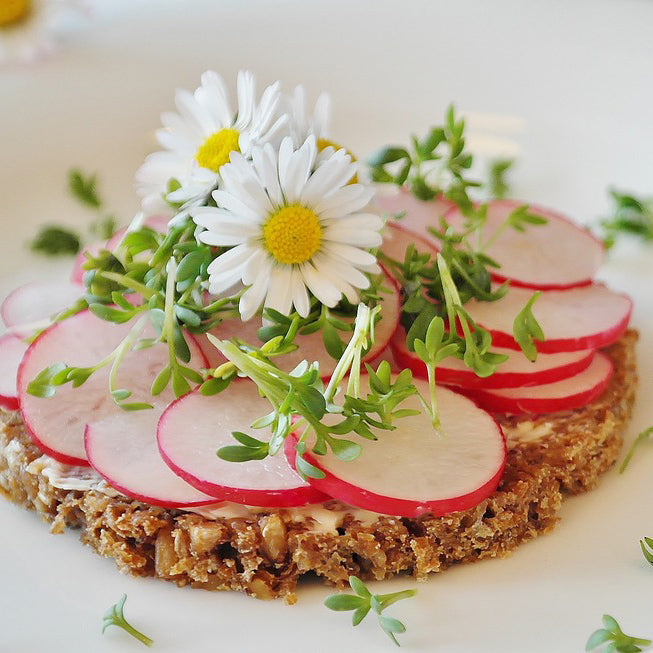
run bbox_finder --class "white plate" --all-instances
[2,1,653,651]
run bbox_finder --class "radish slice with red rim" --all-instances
[463,283,632,353]
[0,332,28,410]
[157,381,329,507]
[391,327,595,389]
[443,200,605,289]
[285,378,506,518]
[17,310,207,466]
[375,187,453,236]
[1,280,84,329]
[85,405,217,508]
[461,352,613,415]
[380,221,439,264]
[197,266,402,373]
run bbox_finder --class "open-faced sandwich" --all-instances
[0,71,636,604]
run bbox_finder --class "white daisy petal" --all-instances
[314,185,376,218]
[290,267,311,317]
[323,226,383,249]
[322,212,384,232]
[211,189,263,223]
[277,136,295,197]
[240,264,271,321]
[321,241,378,267]
[265,266,294,316]
[299,150,351,206]
[198,70,232,127]
[282,136,316,203]
[252,144,284,208]
[235,70,255,130]
[242,250,272,286]
[314,253,371,290]
[300,263,342,307]
[206,244,255,277]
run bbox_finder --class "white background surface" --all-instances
[1,1,653,651]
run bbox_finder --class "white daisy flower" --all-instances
[191,136,383,321]
[136,70,289,221]
[0,0,84,66]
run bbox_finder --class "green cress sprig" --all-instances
[487,158,514,199]
[380,201,546,374]
[619,426,653,473]
[600,188,653,248]
[586,614,651,653]
[30,169,118,257]
[27,215,239,406]
[208,304,421,479]
[102,594,153,647]
[368,105,479,211]
[325,576,417,647]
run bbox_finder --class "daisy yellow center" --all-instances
[196,128,240,172]
[0,0,30,26]
[317,137,358,184]
[263,205,322,265]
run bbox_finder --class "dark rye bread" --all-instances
[0,331,638,603]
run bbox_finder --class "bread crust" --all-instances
[0,331,638,602]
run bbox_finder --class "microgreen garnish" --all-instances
[640,537,653,566]
[619,426,653,473]
[211,304,422,476]
[487,158,514,199]
[325,576,416,647]
[30,225,81,256]
[512,291,544,362]
[30,169,118,258]
[600,189,653,248]
[585,614,651,653]
[102,594,153,647]
[368,105,480,209]
[69,169,102,209]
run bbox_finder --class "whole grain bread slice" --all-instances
[0,331,637,603]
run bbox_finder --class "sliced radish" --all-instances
[70,240,107,284]
[17,310,207,465]
[391,327,594,389]
[463,283,632,353]
[461,352,613,415]
[285,378,506,518]
[85,405,217,508]
[197,266,402,373]
[1,280,84,329]
[158,382,329,507]
[375,187,454,236]
[443,200,605,289]
[380,221,439,264]
[0,332,29,410]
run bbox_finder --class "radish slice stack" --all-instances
[391,327,595,389]
[0,186,634,519]
[158,382,329,507]
[462,353,614,415]
[17,310,207,466]
[285,378,506,517]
